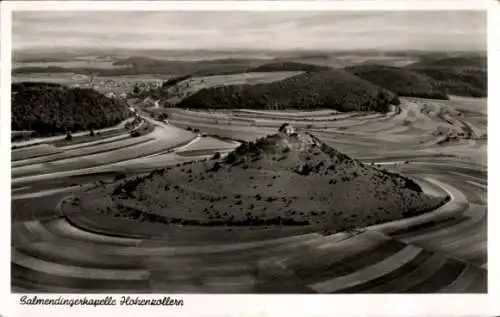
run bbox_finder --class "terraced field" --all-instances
[11,96,487,293]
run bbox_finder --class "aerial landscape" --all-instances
[10,10,487,293]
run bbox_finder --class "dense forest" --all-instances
[345,65,449,100]
[248,61,330,73]
[409,68,487,98]
[178,69,400,112]
[12,82,131,136]
[406,56,487,97]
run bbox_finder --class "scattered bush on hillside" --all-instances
[112,176,145,197]
[209,162,222,172]
[125,117,142,130]
[224,152,238,164]
[132,85,141,94]
[294,164,313,176]
[114,173,126,181]
[211,152,221,160]
[158,113,169,121]
[65,131,72,141]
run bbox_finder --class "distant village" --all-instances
[69,77,164,99]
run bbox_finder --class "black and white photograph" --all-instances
[9,7,488,295]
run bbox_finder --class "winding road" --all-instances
[11,96,487,293]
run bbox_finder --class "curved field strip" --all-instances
[11,138,157,177]
[12,117,135,148]
[12,123,197,179]
[235,109,340,117]
[59,132,135,151]
[232,112,360,122]
[12,144,63,162]
[12,137,155,168]
[11,197,486,293]
[11,96,487,293]
[10,172,486,293]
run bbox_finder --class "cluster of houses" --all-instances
[70,78,164,99]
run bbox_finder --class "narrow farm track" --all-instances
[11,97,487,293]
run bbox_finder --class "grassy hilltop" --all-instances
[78,127,446,231]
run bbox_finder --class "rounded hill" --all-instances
[78,126,446,232]
[406,55,487,97]
[178,69,400,112]
[345,64,449,100]
[12,82,131,136]
[408,68,486,98]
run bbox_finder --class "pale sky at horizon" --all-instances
[13,11,486,52]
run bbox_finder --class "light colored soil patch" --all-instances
[234,109,340,117]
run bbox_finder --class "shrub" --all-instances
[209,162,222,172]
[225,152,237,164]
[211,152,221,160]
[295,164,312,176]
[114,173,126,181]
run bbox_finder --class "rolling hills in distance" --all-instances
[10,49,488,293]
[13,49,486,100]
[11,50,486,137]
